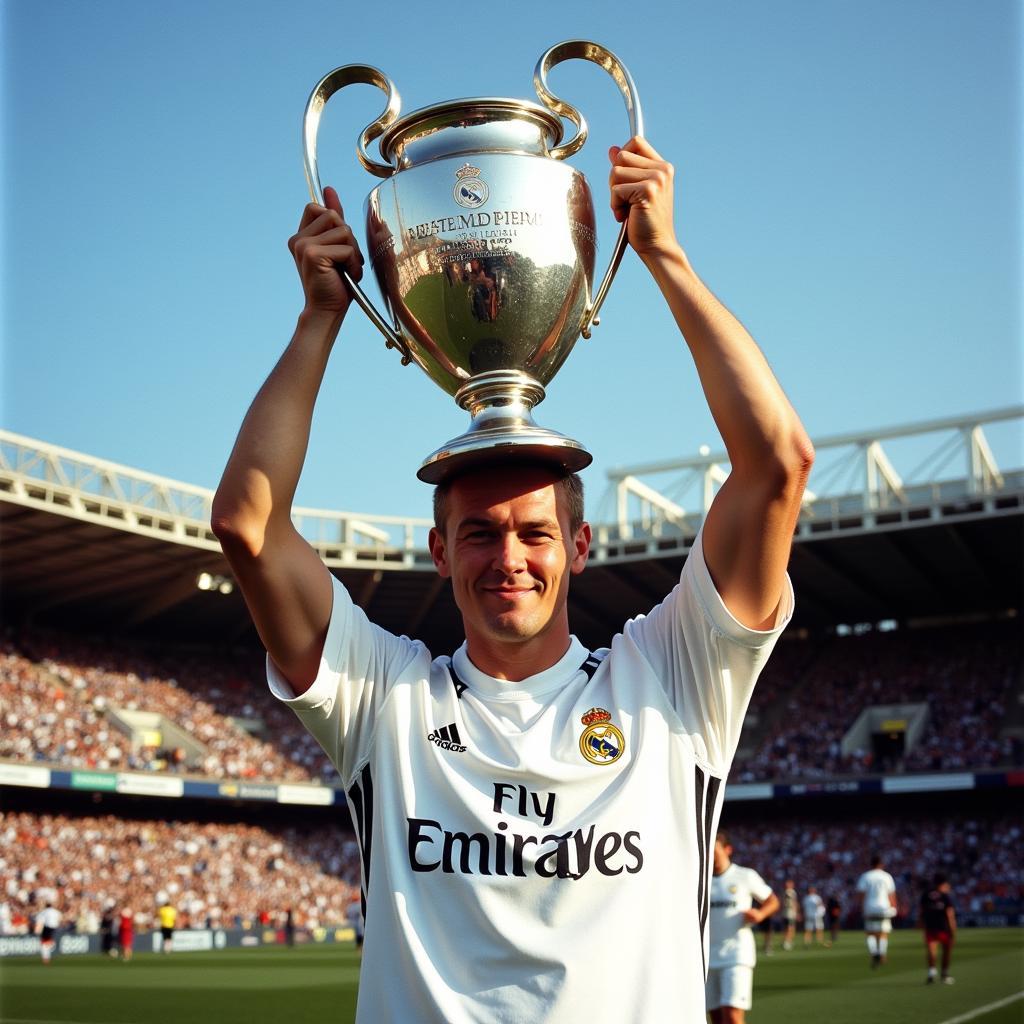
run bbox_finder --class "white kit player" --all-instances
[802,885,825,946]
[857,854,897,968]
[706,830,779,1023]
[213,131,813,1023]
[34,902,61,965]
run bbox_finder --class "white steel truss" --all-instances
[600,407,1023,544]
[2,407,1021,571]
[0,431,433,568]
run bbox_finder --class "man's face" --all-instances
[428,466,590,650]
[713,837,732,872]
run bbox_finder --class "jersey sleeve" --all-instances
[856,874,868,893]
[619,527,794,774]
[747,869,773,904]
[266,573,424,787]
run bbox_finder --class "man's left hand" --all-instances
[608,136,679,261]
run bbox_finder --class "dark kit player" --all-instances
[212,131,813,1022]
[920,874,957,985]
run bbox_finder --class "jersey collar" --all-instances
[451,636,590,701]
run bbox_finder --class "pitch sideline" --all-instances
[934,990,1024,1024]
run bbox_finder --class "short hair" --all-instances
[932,872,948,887]
[433,468,585,536]
[716,828,731,847]
[871,853,883,868]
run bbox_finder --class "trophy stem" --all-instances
[455,370,547,433]
[417,369,592,484]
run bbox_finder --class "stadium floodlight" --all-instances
[196,571,233,595]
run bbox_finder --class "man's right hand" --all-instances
[288,186,364,317]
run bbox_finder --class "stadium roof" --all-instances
[2,409,1021,652]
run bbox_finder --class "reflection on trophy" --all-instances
[303,41,644,482]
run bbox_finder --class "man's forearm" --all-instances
[641,244,812,476]
[212,309,342,548]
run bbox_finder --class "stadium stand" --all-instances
[734,618,1022,781]
[1,799,1018,936]
[0,808,359,936]
[1,418,1021,947]
[2,631,334,783]
[3,616,1019,786]
[720,800,1022,927]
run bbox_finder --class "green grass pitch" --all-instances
[1,929,1020,1023]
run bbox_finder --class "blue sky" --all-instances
[3,0,1020,519]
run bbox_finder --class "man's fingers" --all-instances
[289,212,360,255]
[295,193,348,234]
[620,135,664,161]
[323,185,345,219]
[609,166,666,185]
[302,224,362,255]
[297,202,330,232]
[611,148,673,176]
[302,243,363,282]
[610,181,659,207]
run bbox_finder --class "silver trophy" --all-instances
[303,40,643,482]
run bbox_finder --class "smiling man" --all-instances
[212,136,812,1023]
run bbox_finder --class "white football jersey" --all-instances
[708,863,773,968]
[36,907,61,930]
[269,530,792,1024]
[857,868,896,916]
[803,893,824,921]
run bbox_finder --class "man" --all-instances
[99,902,116,957]
[802,885,825,946]
[157,899,176,953]
[920,873,956,984]
[34,901,61,965]
[857,853,897,968]
[212,136,812,1023]
[118,906,134,963]
[781,879,799,951]
[825,892,842,946]
[706,830,780,1023]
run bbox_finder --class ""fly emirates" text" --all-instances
[407,782,644,879]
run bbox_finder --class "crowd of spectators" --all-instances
[721,810,1022,924]
[0,810,360,936]
[1,630,335,784]
[0,618,1019,787]
[1,806,1017,938]
[735,619,1020,782]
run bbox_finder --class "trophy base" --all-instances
[416,370,592,484]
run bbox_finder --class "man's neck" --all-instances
[463,623,573,682]
[713,859,732,876]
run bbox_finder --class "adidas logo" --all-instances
[427,722,467,753]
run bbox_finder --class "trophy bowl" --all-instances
[303,41,643,482]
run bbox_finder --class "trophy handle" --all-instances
[534,41,645,339]
[302,65,413,364]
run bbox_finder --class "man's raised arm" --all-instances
[610,139,814,630]
[211,188,363,693]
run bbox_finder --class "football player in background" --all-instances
[857,853,897,968]
[920,873,956,985]
[707,830,780,1023]
[781,878,799,951]
[802,885,825,946]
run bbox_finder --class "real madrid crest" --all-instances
[453,163,489,209]
[579,707,625,766]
